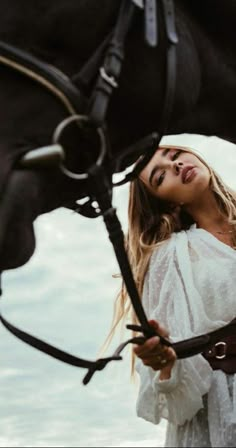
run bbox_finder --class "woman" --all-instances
[114,145,236,447]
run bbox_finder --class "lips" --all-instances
[181,166,196,183]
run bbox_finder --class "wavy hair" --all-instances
[103,145,236,371]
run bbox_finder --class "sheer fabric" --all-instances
[136,226,236,447]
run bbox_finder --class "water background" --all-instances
[0,134,236,447]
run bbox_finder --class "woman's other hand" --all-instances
[133,319,177,380]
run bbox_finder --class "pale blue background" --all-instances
[0,135,235,447]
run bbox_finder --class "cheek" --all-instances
[161,175,183,201]
[194,168,211,191]
[157,183,183,202]
[158,183,195,204]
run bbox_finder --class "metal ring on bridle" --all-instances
[53,114,107,180]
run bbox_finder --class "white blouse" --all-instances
[136,226,236,447]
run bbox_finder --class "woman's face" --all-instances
[139,147,211,205]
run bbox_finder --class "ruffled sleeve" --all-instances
[135,234,213,426]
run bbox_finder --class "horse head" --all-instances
[0,0,235,270]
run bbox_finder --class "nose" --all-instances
[173,161,183,174]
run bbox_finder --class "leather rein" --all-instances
[0,0,235,385]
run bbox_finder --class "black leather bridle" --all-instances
[0,0,235,385]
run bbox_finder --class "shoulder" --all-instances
[150,227,192,260]
[150,234,175,259]
[148,233,177,273]
[149,225,198,269]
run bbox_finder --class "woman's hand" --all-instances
[133,319,177,380]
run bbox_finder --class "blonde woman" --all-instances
[116,145,236,447]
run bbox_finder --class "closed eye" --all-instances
[157,171,165,186]
[172,150,182,161]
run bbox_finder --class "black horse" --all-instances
[0,0,236,272]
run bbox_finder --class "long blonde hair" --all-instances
[105,145,236,371]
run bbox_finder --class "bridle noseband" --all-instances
[0,0,235,385]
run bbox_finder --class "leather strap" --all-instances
[129,318,236,360]
[144,0,158,46]
[88,0,136,126]
[113,0,178,185]
[0,41,87,114]
[203,335,236,374]
[173,318,236,359]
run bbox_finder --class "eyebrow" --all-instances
[148,148,170,186]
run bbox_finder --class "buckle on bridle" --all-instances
[100,67,118,89]
[53,114,107,180]
[208,341,227,359]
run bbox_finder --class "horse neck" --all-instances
[168,0,236,141]
[181,0,236,52]
[0,0,121,74]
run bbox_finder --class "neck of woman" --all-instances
[184,190,231,234]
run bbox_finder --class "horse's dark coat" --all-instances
[0,0,235,270]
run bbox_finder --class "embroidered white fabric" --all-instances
[136,225,236,447]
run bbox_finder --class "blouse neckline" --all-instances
[192,225,236,255]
